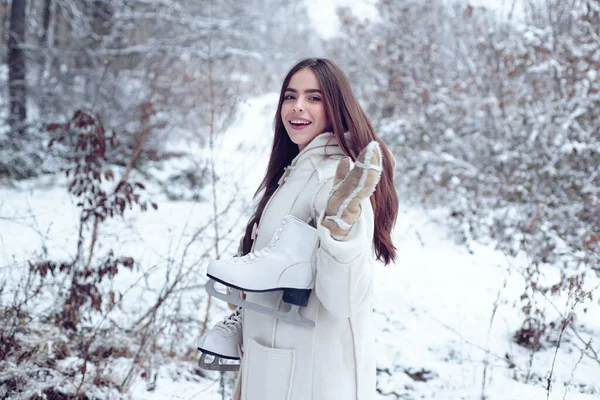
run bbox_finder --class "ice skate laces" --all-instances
[232,219,287,263]
[217,307,242,333]
[233,243,276,263]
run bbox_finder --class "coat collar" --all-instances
[289,132,347,167]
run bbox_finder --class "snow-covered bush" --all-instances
[329,0,599,358]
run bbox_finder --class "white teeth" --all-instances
[290,120,311,125]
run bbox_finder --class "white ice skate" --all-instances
[206,215,318,328]
[197,307,242,372]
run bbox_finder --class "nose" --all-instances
[292,98,304,112]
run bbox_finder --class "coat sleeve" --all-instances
[311,174,376,318]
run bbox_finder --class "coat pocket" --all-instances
[242,338,296,400]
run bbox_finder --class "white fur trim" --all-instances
[323,215,354,231]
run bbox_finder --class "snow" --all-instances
[376,207,600,399]
[1,94,599,399]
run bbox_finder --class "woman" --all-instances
[200,58,398,400]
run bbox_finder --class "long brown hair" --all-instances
[242,58,398,265]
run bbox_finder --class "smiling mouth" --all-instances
[289,119,312,126]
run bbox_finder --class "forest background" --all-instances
[1,0,599,398]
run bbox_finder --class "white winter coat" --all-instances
[235,132,376,400]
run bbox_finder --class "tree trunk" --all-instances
[41,0,52,45]
[1,1,9,47]
[8,0,27,138]
[39,0,56,117]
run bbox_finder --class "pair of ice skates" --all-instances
[197,215,319,372]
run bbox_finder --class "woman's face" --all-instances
[281,68,331,151]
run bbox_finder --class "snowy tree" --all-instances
[0,0,313,180]
[328,0,599,270]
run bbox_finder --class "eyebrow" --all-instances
[285,88,322,94]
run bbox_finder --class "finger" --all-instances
[341,143,382,213]
[362,142,383,192]
[346,141,382,185]
[333,157,351,187]
[357,141,382,170]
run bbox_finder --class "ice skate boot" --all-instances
[197,307,242,372]
[206,215,318,328]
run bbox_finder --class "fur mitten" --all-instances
[321,141,382,240]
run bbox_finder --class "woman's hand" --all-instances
[321,141,382,240]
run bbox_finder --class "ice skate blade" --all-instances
[198,352,240,372]
[197,346,240,361]
[206,279,316,328]
[207,274,314,301]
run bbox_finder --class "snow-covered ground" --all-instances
[375,207,600,399]
[1,94,598,399]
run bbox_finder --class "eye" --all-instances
[309,96,321,101]
[284,94,295,100]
